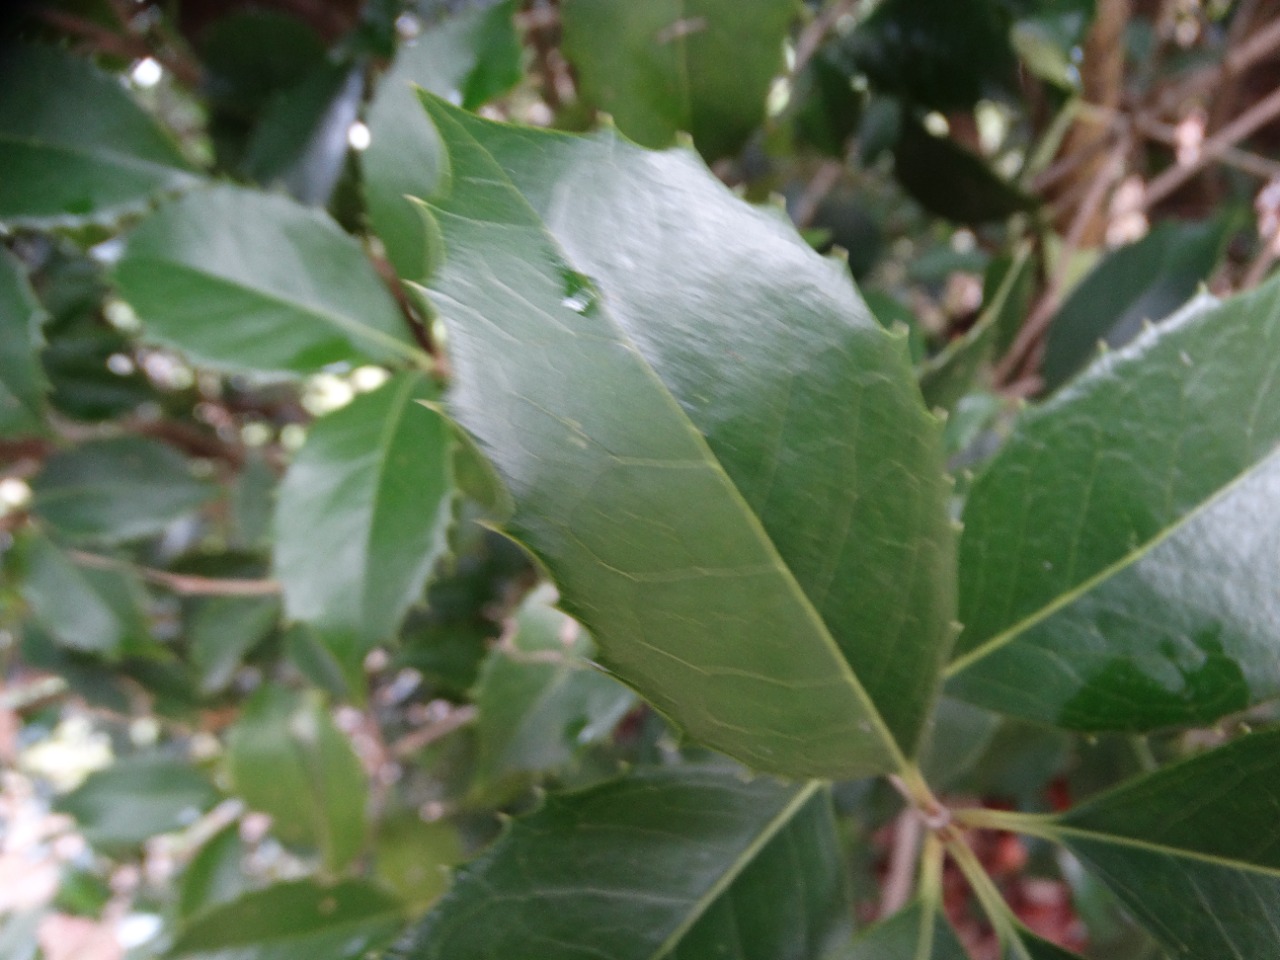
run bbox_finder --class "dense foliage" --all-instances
[3,1,1280,958]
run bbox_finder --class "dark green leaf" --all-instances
[1006,928,1088,960]
[32,437,215,544]
[54,755,219,852]
[398,771,846,960]
[190,597,280,695]
[0,43,197,226]
[837,900,968,959]
[274,373,453,653]
[178,824,250,922]
[414,97,955,779]
[169,879,403,960]
[894,119,1035,225]
[225,687,369,871]
[0,247,49,435]
[363,0,522,279]
[949,280,1280,731]
[560,0,794,159]
[113,185,423,374]
[1042,218,1232,390]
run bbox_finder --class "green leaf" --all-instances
[363,0,522,279]
[894,118,1035,225]
[560,0,794,159]
[413,97,956,779]
[1029,730,1280,958]
[168,879,404,960]
[273,373,453,654]
[190,597,280,695]
[472,585,634,789]
[178,824,250,922]
[113,185,422,374]
[0,247,49,435]
[32,437,216,544]
[948,280,1280,731]
[1006,930,1087,960]
[18,531,150,658]
[374,815,462,912]
[398,770,847,960]
[225,687,369,872]
[0,43,197,226]
[1041,218,1232,390]
[54,755,219,853]
[836,899,968,960]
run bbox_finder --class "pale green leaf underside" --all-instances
[415,96,955,780]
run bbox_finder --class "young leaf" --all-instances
[31,437,216,544]
[168,879,404,960]
[0,43,198,226]
[413,97,956,780]
[1030,730,1280,958]
[274,373,453,655]
[0,248,49,435]
[225,687,369,872]
[397,770,847,960]
[836,900,968,959]
[560,0,794,159]
[949,280,1280,731]
[113,185,423,374]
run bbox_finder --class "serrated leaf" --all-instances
[274,373,453,654]
[836,899,968,960]
[398,770,846,960]
[31,436,216,544]
[113,185,423,374]
[560,0,794,159]
[413,97,955,779]
[54,755,219,853]
[472,585,634,789]
[0,247,49,435]
[0,43,198,226]
[225,687,368,872]
[168,879,403,960]
[948,280,1280,731]
[363,1,522,279]
[1025,730,1280,958]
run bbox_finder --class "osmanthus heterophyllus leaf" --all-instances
[948,280,1280,731]
[405,94,957,781]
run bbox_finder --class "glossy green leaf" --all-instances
[274,373,453,655]
[560,0,794,159]
[834,899,967,960]
[1027,730,1280,958]
[949,280,1280,730]
[178,824,250,922]
[169,879,404,960]
[414,97,955,779]
[18,531,150,658]
[472,585,634,788]
[399,770,846,960]
[0,247,49,435]
[363,0,521,279]
[225,687,369,872]
[113,185,422,374]
[1042,218,1232,390]
[32,437,215,544]
[190,597,280,695]
[54,755,219,853]
[0,43,197,226]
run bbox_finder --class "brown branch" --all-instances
[791,160,844,230]
[38,8,202,88]
[65,551,281,597]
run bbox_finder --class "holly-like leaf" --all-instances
[0,43,198,226]
[398,770,848,960]
[949,280,1280,731]
[560,0,795,159]
[113,185,423,374]
[413,97,955,779]
[0,247,49,435]
[169,879,404,960]
[274,373,453,660]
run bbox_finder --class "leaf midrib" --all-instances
[425,102,908,774]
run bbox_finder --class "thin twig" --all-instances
[793,0,858,76]
[1158,15,1280,113]
[391,705,478,757]
[65,551,281,597]
[791,160,844,230]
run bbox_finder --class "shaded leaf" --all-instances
[274,373,453,655]
[373,815,462,912]
[398,770,846,960]
[178,824,250,922]
[54,755,219,853]
[113,185,422,375]
[190,596,280,695]
[225,687,368,872]
[894,119,1035,225]
[0,247,49,435]
[32,437,215,544]
[561,0,794,159]
[0,43,197,226]
[414,96,955,779]
[837,899,968,959]
[949,281,1280,731]
[169,879,403,960]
